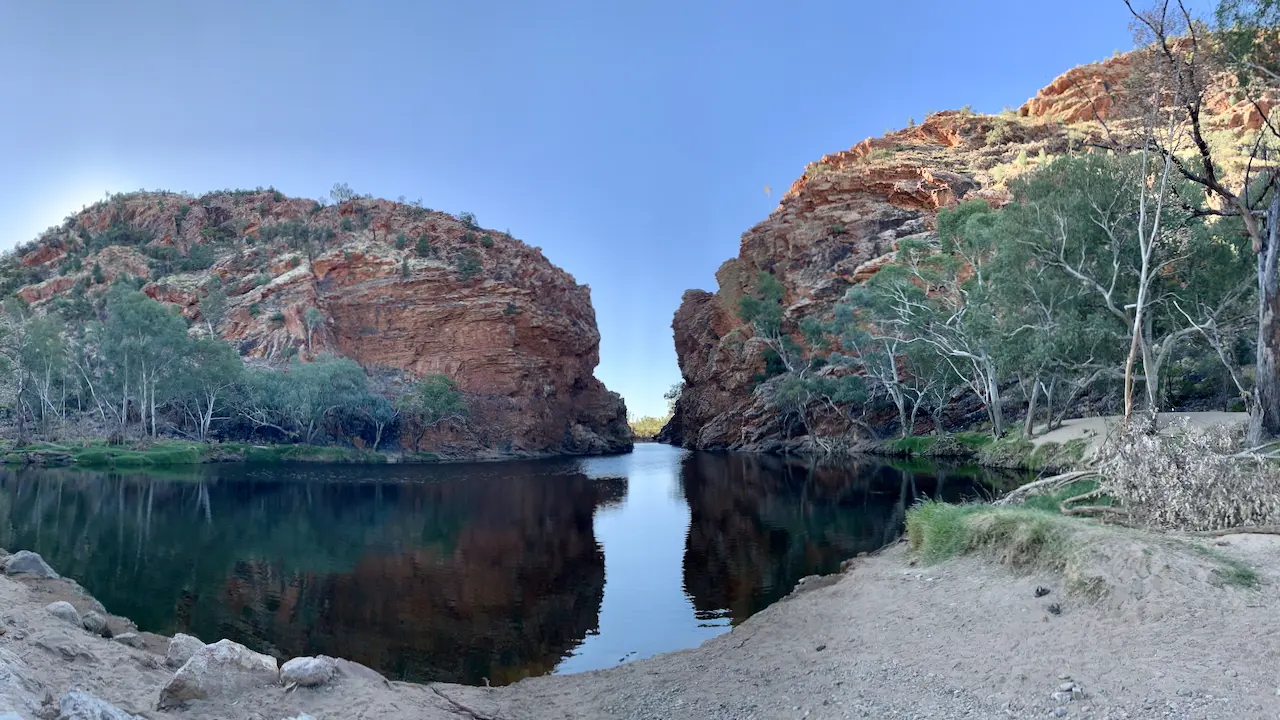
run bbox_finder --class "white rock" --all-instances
[4,551,58,578]
[81,610,107,636]
[165,633,205,669]
[158,639,279,709]
[57,689,145,720]
[46,602,81,628]
[280,656,337,687]
[111,632,144,649]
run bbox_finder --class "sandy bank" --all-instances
[1031,411,1248,459]
[2,530,1278,719]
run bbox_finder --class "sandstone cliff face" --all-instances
[662,49,1273,452]
[8,191,631,457]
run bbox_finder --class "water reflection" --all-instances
[680,453,988,623]
[0,447,1011,685]
[0,464,608,685]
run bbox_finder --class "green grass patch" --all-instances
[1020,478,1113,514]
[906,501,1073,568]
[6,440,389,467]
[906,500,1262,598]
[1188,543,1260,589]
[225,444,388,464]
[74,443,204,467]
[952,431,994,449]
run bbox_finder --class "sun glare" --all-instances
[10,177,132,251]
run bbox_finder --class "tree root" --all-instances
[994,471,1100,506]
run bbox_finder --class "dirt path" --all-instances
[3,533,1279,719]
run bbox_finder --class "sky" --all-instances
[0,1,1203,418]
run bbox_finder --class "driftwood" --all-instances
[994,471,1100,506]
[1057,487,1127,517]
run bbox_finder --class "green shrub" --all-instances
[341,217,354,232]
[481,234,494,248]
[455,248,481,280]
[395,233,408,249]
[415,236,432,258]
[248,303,261,316]
[269,311,285,324]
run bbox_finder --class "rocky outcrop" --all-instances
[5,192,631,458]
[663,48,1273,452]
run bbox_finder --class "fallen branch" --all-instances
[1189,525,1280,537]
[429,685,501,720]
[1061,504,1128,518]
[994,471,1100,506]
[1059,487,1106,511]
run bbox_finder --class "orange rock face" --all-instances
[12,191,631,458]
[663,48,1272,452]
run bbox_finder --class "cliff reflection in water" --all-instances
[0,464,612,685]
[680,453,992,623]
[0,448,1008,686]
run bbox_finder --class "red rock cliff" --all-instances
[7,191,631,457]
[662,48,1274,452]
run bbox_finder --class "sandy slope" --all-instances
[4,529,1279,720]
[1030,411,1247,457]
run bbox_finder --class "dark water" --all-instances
[0,445,1016,685]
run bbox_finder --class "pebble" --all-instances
[1223,669,1237,678]
[1059,682,1076,692]
[1052,707,1068,717]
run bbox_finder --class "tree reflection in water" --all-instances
[679,453,1005,624]
[0,452,1017,685]
[0,464,609,685]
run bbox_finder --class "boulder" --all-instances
[45,602,81,628]
[4,551,58,578]
[57,690,145,720]
[165,633,205,669]
[157,639,279,709]
[280,656,337,687]
[111,633,144,649]
[81,611,107,636]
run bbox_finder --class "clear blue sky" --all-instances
[0,1,1192,417]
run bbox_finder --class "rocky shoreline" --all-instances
[4,527,1278,719]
